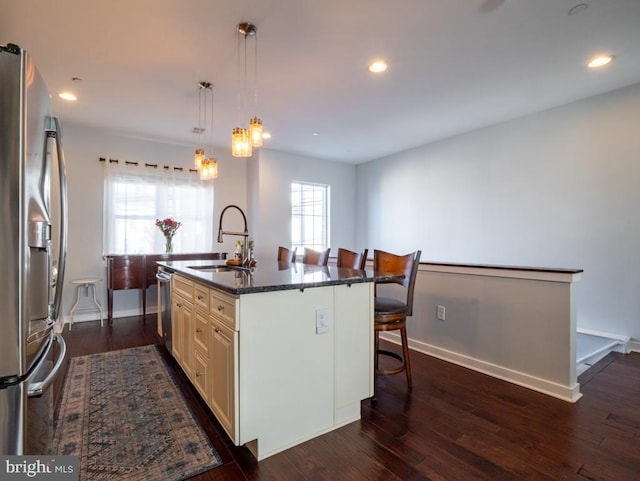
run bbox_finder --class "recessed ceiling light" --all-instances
[587,55,614,69]
[312,132,319,136]
[58,92,77,101]
[368,61,388,73]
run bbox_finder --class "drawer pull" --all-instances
[217,305,224,312]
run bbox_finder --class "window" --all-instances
[103,161,214,254]
[291,181,330,251]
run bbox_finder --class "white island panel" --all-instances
[237,282,373,460]
[238,287,336,460]
[334,282,374,424]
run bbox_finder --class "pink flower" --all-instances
[155,217,182,237]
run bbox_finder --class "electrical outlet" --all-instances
[436,305,446,321]
[315,308,330,334]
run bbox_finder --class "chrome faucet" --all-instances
[217,204,250,267]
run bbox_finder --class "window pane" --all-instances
[104,162,214,254]
[290,181,329,251]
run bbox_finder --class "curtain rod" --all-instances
[98,157,198,173]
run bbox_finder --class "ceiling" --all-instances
[2,0,640,164]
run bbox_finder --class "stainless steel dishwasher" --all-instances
[156,267,172,351]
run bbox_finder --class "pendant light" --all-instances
[250,117,263,148]
[193,81,217,180]
[232,127,252,157]
[194,82,207,169]
[232,22,264,157]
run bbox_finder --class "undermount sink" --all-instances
[188,265,233,272]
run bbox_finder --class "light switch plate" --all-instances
[315,308,330,334]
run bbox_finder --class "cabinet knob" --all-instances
[214,327,221,333]
[197,294,204,300]
[217,305,224,312]
[195,371,201,377]
[177,302,182,308]
[196,328,202,334]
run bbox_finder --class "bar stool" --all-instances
[69,278,104,330]
[302,247,331,266]
[373,249,421,387]
[277,246,297,263]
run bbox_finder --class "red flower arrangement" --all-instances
[155,217,182,253]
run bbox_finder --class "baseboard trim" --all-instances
[577,327,631,354]
[62,307,158,326]
[630,339,640,353]
[379,332,582,403]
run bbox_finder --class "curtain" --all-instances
[103,160,214,254]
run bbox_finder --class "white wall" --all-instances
[60,123,247,321]
[251,149,357,261]
[62,82,640,346]
[357,82,640,342]
[60,125,356,322]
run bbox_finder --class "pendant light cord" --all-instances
[236,32,243,125]
[209,85,214,152]
[243,33,248,117]
[198,84,203,132]
[254,31,259,110]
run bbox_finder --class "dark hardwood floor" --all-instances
[60,316,640,480]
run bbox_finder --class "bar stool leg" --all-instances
[69,283,83,331]
[89,283,104,327]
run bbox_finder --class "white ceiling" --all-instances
[2,0,640,164]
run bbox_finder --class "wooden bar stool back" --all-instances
[373,249,421,387]
[277,246,297,263]
[336,248,368,270]
[302,247,331,266]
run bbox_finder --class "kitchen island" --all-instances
[158,259,393,461]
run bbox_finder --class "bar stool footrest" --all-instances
[375,349,407,376]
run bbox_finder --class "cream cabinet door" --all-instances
[172,294,193,379]
[180,299,194,379]
[171,295,183,364]
[193,349,210,400]
[209,317,237,440]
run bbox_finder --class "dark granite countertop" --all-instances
[158,259,400,295]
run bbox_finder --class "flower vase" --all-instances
[165,235,174,254]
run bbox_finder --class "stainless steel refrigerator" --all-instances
[0,43,68,455]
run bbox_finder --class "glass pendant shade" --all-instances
[249,117,263,147]
[194,148,205,169]
[232,127,252,157]
[200,158,218,180]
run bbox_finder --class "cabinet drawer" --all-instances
[173,275,194,300]
[193,349,209,399]
[194,310,209,353]
[194,284,209,311]
[108,255,145,290]
[210,289,236,329]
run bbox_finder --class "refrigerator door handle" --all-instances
[46,117,68,321]
[27,334,67,398]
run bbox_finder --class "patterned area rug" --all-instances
[53,345,222,481]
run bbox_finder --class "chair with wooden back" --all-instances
[277,246,297,263]
[373,249,421,387]
[302,247,331,266]
[336,247,368,270]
